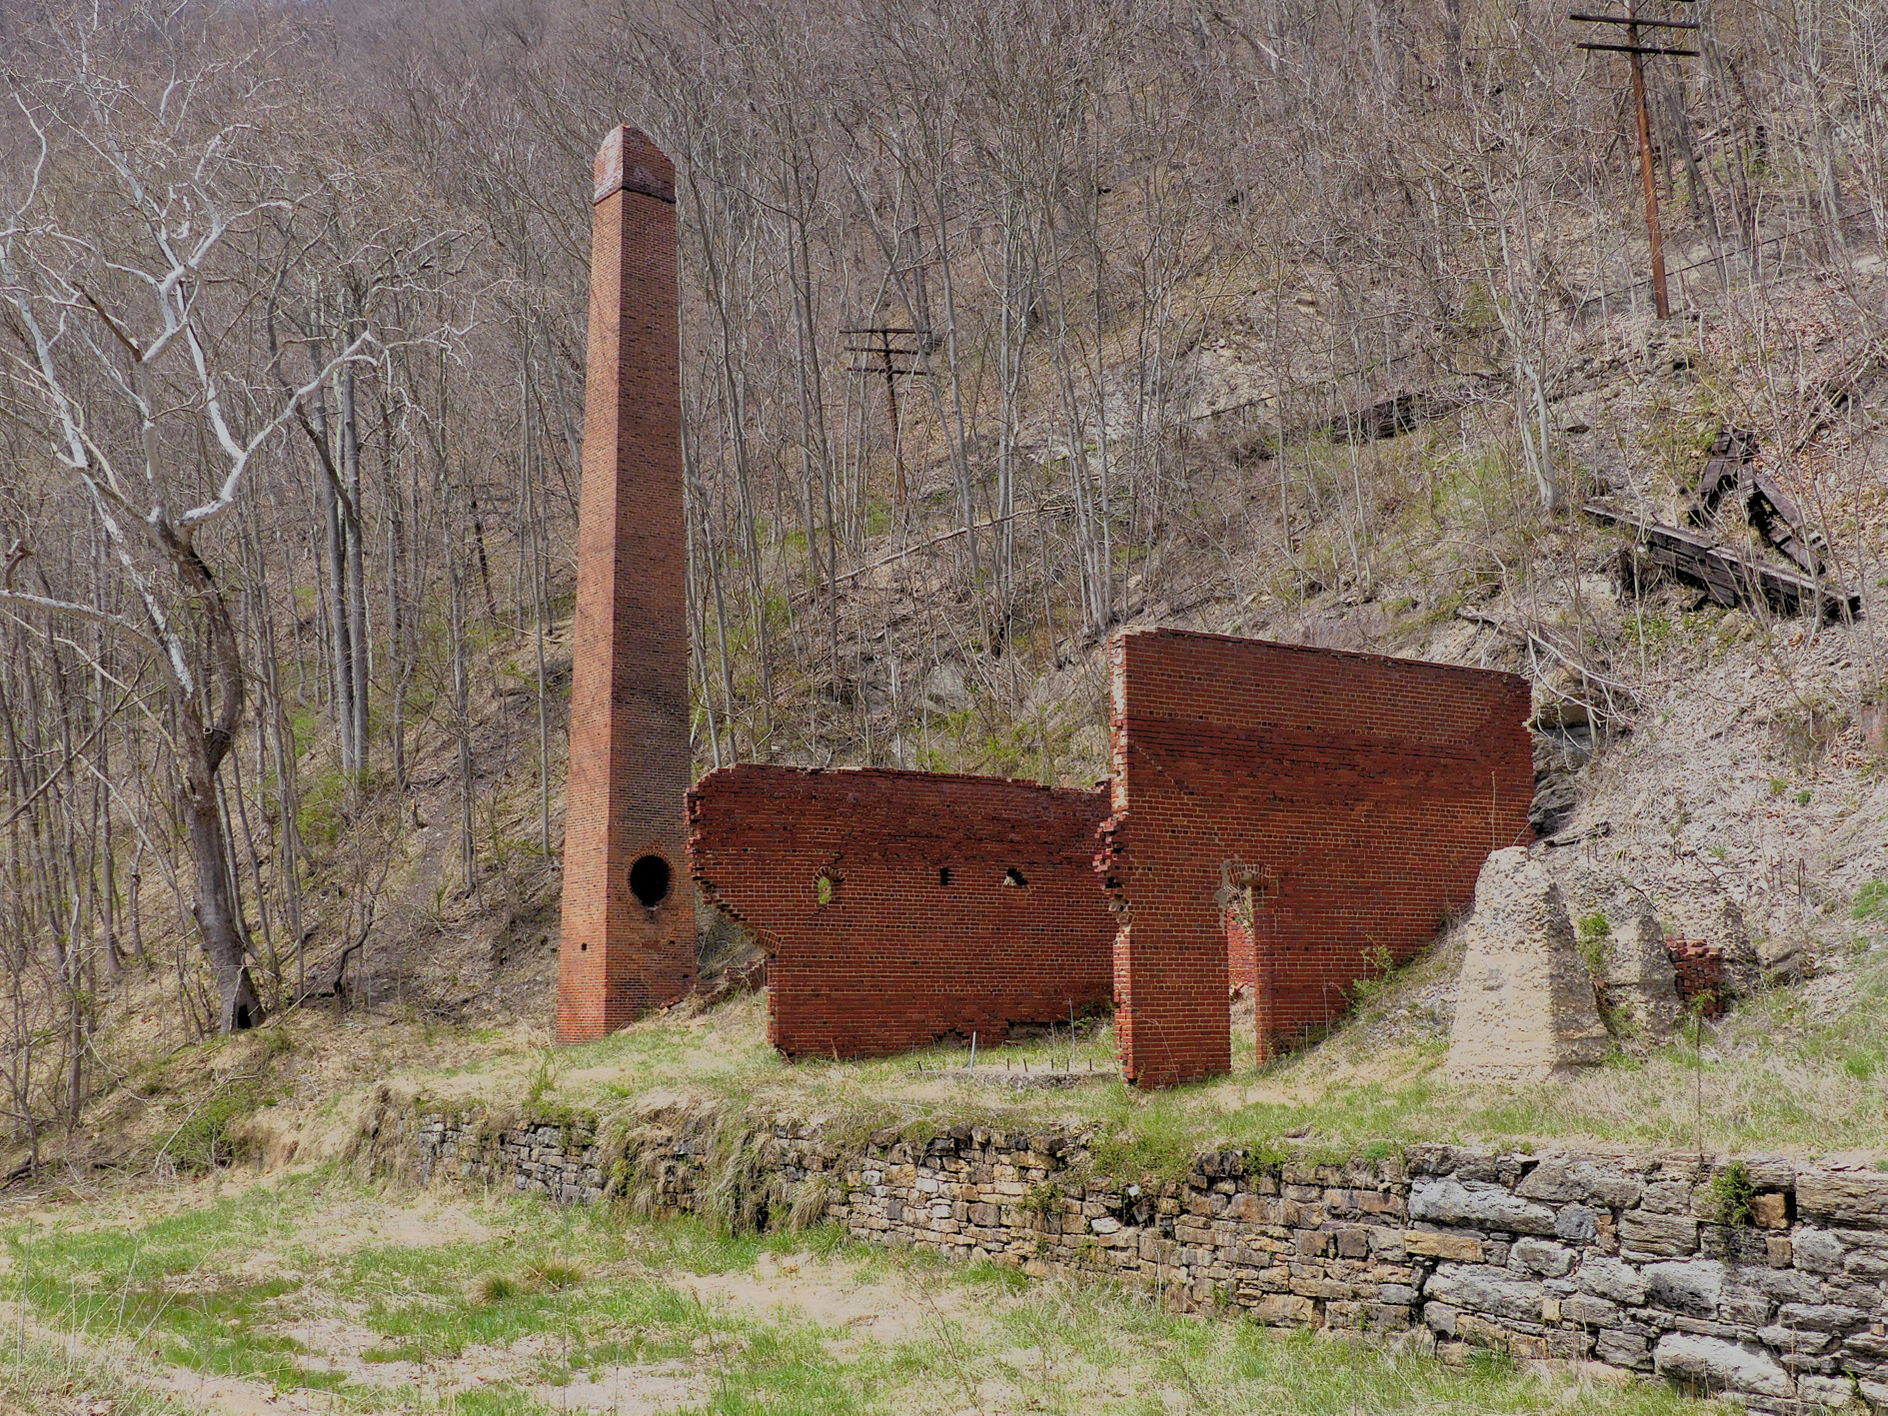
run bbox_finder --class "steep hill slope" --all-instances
[20,253,1888,1186]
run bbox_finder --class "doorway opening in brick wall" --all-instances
[1222,866,1278,1064]
[629,853,672,909]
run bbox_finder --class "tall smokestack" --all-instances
[556,126,693,1041]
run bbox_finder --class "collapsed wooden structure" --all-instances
[1587,428,1860,621]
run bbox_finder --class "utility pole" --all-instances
[842,326,930,505]
[1573,2,1699,319]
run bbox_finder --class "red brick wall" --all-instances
[557,128,695,1042]
[1665,939,1728,1018]
[1099,630,1534,1088]
[687,765,1115,1059]
[1226,908,1258,992]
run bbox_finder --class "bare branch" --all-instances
[0,587,158,649]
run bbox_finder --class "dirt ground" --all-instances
[0,1169,1724,1416]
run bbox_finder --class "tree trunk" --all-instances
[183,740,262,1032]
[339,357,371,776]
[166,532,264,1034]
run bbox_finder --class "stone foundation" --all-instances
[403,1101,1888,1412]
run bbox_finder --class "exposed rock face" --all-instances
[1529,699,1597,839]
[1448,848,1610,1084]
[1562,867,1682,1045]
[1654,1333,1794,1400]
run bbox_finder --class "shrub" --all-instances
[523,1048,561,1110]
[160,1069,281,1174]
[1023,1180,1061,1222]
[1705,1161,1756,1227]
[1345,945,1398,1007]
[474,1272,520,1304]
[1575,913,1611,974]
[525,1261,585,1290]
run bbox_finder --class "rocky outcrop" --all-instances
[1529,700,1598,839]
[1563,867,1682,1045]
[1449,848,1610,1083]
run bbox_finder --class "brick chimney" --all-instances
[556,126,694,1042]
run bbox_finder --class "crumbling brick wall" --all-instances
[1100,629,1534,1088]
[1665,939,1728,1017]
[557,127,695,1042]
[687,765,1114,1058]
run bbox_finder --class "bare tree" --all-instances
[0,13,376,1031]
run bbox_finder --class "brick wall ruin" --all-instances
[1668,939,1730,1018]
[687,765,1114,1058]
[549,136,1540,1079]
[1227,907,1258,991]
[1100,630,1535,1087]
[557,127,695,1042]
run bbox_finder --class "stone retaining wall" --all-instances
[406,1104,1888,1413]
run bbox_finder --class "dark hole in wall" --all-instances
[938,867,953,886]
[630,854,672,908]
[1004,867,1028,887]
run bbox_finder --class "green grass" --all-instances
[3,1170,868,1412]
[1702,1159,1757,1227]
[1,1333,218,1414]
[2,1171,1725,1416]
[372,922,1888,1207]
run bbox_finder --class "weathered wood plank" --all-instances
[1586,498,1859,621]
[1687,427,1827,577]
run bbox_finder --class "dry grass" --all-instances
[1,1172,1731,1416]
[210,923,1888,1197]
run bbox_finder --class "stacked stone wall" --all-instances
[408,1101,1888,1412]
[687,766,1114,1057]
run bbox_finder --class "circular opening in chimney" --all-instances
[629,854,672,908]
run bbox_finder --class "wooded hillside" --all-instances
[3,0,1885,1163]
